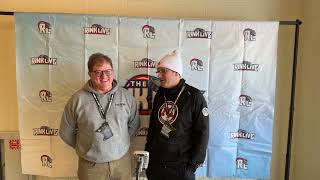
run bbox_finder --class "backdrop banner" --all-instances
[15,13,278,178]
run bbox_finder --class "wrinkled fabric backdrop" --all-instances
[15,13,278,178]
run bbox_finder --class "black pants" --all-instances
[146,161,195,180]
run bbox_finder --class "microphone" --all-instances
[149,76,160,92]
[134,150,149,173]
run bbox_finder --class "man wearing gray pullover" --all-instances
[59,53,140,180]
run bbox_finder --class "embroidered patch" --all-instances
[158,101,179,124]
[202,107,209,116]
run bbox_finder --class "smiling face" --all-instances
[156,67,181,88]
[89,61,114,93]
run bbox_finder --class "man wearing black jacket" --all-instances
[145,50,209,180]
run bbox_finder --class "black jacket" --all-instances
[145,79,209,168]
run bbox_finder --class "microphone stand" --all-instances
[135,157,143,180]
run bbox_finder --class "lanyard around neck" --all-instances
[91,93,114,119]
[164,85,186,115]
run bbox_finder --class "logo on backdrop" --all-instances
[33,126,58,136]
[134,58,156,68]
[236,157,248,170]
[142,25,155,39]
[41,155,53,168]
[230,129,255,140]
[190,58,204,71]
[158,101,178,124]
[186,28,213,39]
[39,90,52,102]
[243,28,256,41]
[239,94,252,107]
[9,139,21,150]
[84,24,111,35]
[38,21,51,34]
[233,61,259,71]
[136,127,149,136]
[31,55,57,65]
[124,75,158,115]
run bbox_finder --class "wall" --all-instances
[0,0,309,180]
[0,14,17,132]
[291,0,320,180]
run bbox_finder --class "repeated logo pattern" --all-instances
[84,24,111,35]
[41,155,53,168]
[142,25,155,39]
[38,21,51,34]
[17,15,277,178]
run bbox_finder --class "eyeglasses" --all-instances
[156,68,171,74]
[91,69,113,76]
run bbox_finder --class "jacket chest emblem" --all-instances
[158,101,179,124]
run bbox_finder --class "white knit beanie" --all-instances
[157,50,183,76]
